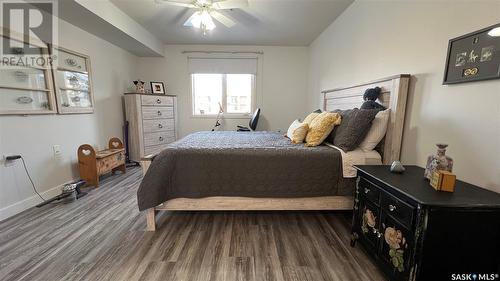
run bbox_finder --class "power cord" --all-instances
[19,156,45,202]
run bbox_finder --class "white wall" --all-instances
[0,19,138,220]
[308,1,500,191]
[136,45,309,137]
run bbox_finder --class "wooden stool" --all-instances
[77,137,126,187]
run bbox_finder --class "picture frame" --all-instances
[0,32,57,115]
[51,46,95,114]
[150,82,165,94]
[443,23,500,84]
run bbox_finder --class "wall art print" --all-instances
[443,23,500,84]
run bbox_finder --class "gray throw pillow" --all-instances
[331,108,379,152]
[326,109,352,144]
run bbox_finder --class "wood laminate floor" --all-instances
[0,167,386,281]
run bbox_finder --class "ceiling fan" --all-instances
[156,0,249,34]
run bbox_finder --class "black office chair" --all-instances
[237,108,261,131]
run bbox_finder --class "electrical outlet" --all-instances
[3,154,17,167]
[53,145,62,158]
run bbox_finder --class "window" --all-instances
[188,57,257,117]
[191,73,255,116]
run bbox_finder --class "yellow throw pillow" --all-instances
[303,112,320,125]
[305,112,342,147]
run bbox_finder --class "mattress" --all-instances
[326,143,382,178]
[137,131,354,211]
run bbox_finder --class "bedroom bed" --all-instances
[138,74,410,231]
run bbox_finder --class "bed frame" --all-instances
[141,74,410,231]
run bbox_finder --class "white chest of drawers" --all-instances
[124,93,177,162]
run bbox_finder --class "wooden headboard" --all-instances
[322,74,410,164]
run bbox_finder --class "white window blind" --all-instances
[188,58,258,74]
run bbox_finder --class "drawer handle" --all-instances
[364,188,370,194]
[372,228,382,238]
[159,136,164,141]
[157,111,162,116]
[388,204,397,212]
[156,98,161,104]
[158,124,163,128]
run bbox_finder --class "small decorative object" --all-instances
[424,144,453,180]
[134,80,145,93]
[390,161,405,173]
[16,96,34,104]
[430,170,456,192]
[360,87,386,110]
[150,81,165,94]
[443,23,500,84]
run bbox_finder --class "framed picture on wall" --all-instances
[150,82,165,94]
[443,23,500,84]
[52,46,95,114]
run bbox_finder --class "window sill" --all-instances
[191,114,251,119]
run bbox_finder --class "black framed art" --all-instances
[150,82,165,94]
[443,23,500,84]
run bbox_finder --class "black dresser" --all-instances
[351,165,500,281]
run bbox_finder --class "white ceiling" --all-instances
[110,0,353,46]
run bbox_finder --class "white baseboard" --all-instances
[0,184,64,222]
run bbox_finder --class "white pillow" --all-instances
[359,109,390,151]
[286,119,308,143]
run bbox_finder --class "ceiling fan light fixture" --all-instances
[189,10,216,33]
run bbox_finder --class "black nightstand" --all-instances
[352,165,500,281]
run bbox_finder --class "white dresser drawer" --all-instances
[142,119,174,133]
[142,107,174,119]
[141,95,174,106]
[144,131,176,147]
[144,144,169,156]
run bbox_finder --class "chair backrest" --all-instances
[249,108,261,131]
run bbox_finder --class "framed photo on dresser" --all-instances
[150,82,165,94]
[443,23,500,84]
[51,46,95,114]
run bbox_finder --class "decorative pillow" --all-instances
[359,109,390,151]
[326,109,353,144]
[333,108,379,152]
[305,112,342,147]
[303,112,320,125]
[286,120,309,143]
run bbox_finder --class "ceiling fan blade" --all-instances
[212,0,248,10]
[156,0,196,8]
[183,11,198,27]
[211,11,236,28]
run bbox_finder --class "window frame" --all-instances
[191,73,256,119]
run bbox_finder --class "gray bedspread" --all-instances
[137,131,354,211]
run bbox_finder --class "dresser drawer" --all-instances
[380,192,415,227]
[142,107,174,119]
[142,119,174,133]
[359,178,381,206]
[141,95,174,106]
[144,144,169,156]
[144,131,175,147]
